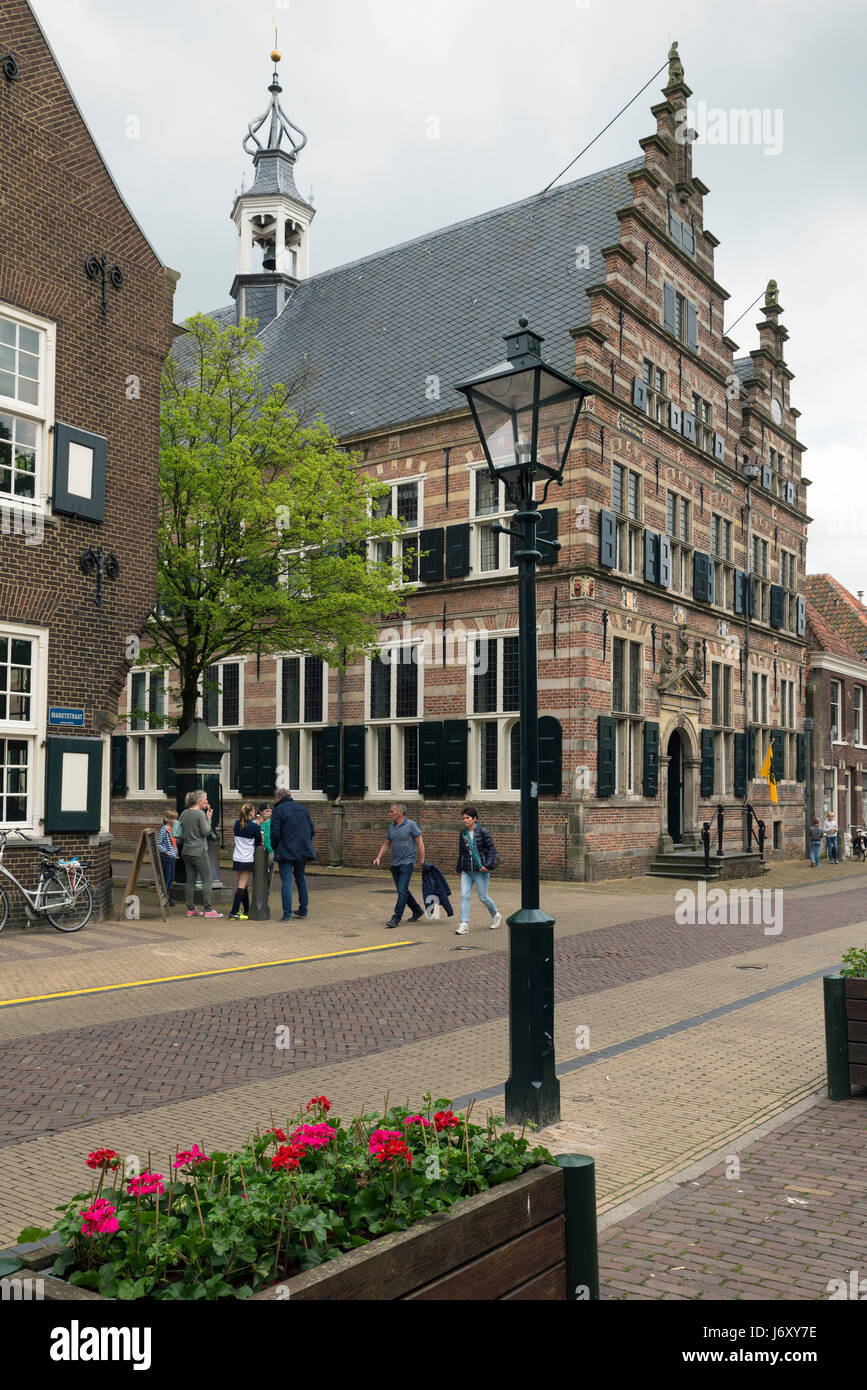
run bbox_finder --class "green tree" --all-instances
[141,313,406,732]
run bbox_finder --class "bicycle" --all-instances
[0,829,94,932]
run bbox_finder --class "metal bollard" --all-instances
[556,1153,600,1301]
[702,822,711,875]
[824,975,851,1101]
[249,845,270,922]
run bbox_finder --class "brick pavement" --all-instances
[598,1096,867,1300]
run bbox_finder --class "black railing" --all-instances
[716,805,725,858]
[701,822,712,875]
[745,803,766,861]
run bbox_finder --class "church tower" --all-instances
[230,47,315,327]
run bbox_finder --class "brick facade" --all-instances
[806,587,867,849]
[0,0,175,919]
[111,51,809,881]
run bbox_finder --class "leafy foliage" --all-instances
[840,946,867,979]
[47,1096,551,1300]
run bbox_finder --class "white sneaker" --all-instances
[456,922,469,936]
[490,912,502,931]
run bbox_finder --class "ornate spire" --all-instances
[242,48,308,162]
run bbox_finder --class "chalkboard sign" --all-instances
[122,829,169,921]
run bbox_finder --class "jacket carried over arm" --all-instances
[178,807,217,857]
[270,798,317,864]
[456,826,496,875]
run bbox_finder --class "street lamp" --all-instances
[456,317,594,1128]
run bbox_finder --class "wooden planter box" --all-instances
[1,1164,569,1302]
[825,975,867,1098]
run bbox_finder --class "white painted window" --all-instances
[0,303,56,516]
[0,624,48,829]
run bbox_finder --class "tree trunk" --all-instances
[180,683,199,734]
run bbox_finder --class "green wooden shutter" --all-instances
[445,524,471,579]
[343,726,366,798]
[643,722,659,798]
[701,729,715,798]
[747,726,757,782]
[237,731,260,796]
[419,722,443,797]
[418,529,445,584]
[796,733,806,784]
[159,734,178,797]
[257,732,278,793]
[600,509,617,569]
[321,727,341,799]
[538,717,563,797]
[770,586,785,630]
[442,721,469,797]
[644,530,658,584]
[598,716,616,798]
[734,570,746,615]
[52,422,107,522]
[44,738,104,833]
[659,535,672,590]
[734,733,747,798]
[110,736,128,796]
[771,730,785,784]
[537,509,559,566]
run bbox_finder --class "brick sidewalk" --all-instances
[599,1095,867,1300]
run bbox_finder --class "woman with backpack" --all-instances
[229,803,262,921]
[455,806,502,936]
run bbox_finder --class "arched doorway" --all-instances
[667,730,684,844]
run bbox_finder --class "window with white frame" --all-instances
[780,677,796,780]
[780,550,797,631]
[613,463,642,579]
[470,468,522,576]
[830,679,841,741]
[127,668,171,794]
[752,671,770,771]
[468,633,520,794]
[200,661,243,791]
[279,655,328,795]
[855,687,864,746]
[667,490,692,595]
[711,513,734,612]
[711,661,735,795]
[367,643,422,795]
[0,629,42,826]
[691,392,714,454]
[642,358,668,426]
[370,478,423,583]
[752,537,770,624]
[0,304,55,512]
[613,637,643,795]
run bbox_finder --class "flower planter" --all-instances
[2,1164,575,1302]
[824,975,867,1099]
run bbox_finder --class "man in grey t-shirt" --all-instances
[374,803,426,929]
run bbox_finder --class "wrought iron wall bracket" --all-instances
[85,252,125,316]
[80,547,119,607]
[1,52,18,80]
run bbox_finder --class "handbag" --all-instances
[488,850,500,872]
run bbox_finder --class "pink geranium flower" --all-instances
[172,1145,209,1169]
[369,1129,403,1156]
[126,1171,164,1197]
[402,1115,431,1129]
[79,1198,119,1237]
[290,1123,337,1150]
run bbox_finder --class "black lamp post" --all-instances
[456,317,594,1127]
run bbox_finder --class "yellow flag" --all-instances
[761,740,778,805]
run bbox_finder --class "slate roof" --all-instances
[194,156,642,440]
[733,357,754,385]
[807,575,867,660]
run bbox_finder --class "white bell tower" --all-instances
[230,48,315,325]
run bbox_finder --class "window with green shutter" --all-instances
[321,727,341,799]
[418,529,444,584]
[44,738,104,833]
[419,723,443,797]
[643,722,659,797]
[733,732,747,799]
[701,729,715,798]
[445,524,471,579]
[771,729,785,784]
[537,510,559,566]
[796,733,806,784]
[343,726,366,798]
[598,716,615,798]
[236,731,277,797]
[442,721,469,797]
[111,736,128,797]
[538,717,563,797]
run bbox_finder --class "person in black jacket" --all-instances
[455,806,501,936]
[269,790,317,922]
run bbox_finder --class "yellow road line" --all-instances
[0,942,418,1008]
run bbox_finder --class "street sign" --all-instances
[48,707,85,729]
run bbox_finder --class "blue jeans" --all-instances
[460,871,497,923]
[390,864,423,922]
[827,836,839,863]
[160,854,176,899]
[279,860,309,919]
[810,842,821,866]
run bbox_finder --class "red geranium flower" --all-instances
[434,1111,459,1133]
[271,1144,307,1172]
[85,1148,121,1171]
[376,1138,413,1165]
[264,1128,287,1143]
[305,1096,332,1114]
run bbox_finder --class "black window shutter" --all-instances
[343,725,366,798]
[537,509,559,566]
[632,378,648,413]
[658,534,672,590]
[44,738,104,832]
[445,524,471,579]
[419,722,443,797]
[796,733,806,784]
[694,552,711,603]
[321,727,341,800]
[598,716,616,798]
[734,570,746,616]
[747,726,757,782]
[733,733,747,799]
[643,722,660,797]
[748,579,756,619]
[687,302,699,352]
[713,432,725,462]
[669,402,682,432]
[599,509,617,569]
[160,734,178,798]
[797,596,806,638]
[682,411,696,444]
[257,732,278,793]
[442,720,469,797]
[701,729,715,798]
[52,422,108,522]
[111,736,128,796]
[643,530,657,584]
[418,529,444,584]
[770,585,785,630]
[664,283,676,335]
[771,730,785,784]
[237,731,260,797]
[538,717,563,797]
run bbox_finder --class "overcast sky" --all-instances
[30,0,867,597]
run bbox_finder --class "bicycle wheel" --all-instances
[42,873,93,932]
[0,884,8,932]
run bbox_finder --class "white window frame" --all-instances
[126,666,171,798]
[468,465,534,579]
[278,654,329,800]
[0,623,48,830]
[369,475,426,586]
[365,640,424,800]
[0,302,56,518]
[466,630,521,799]
[855,687,864,747]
